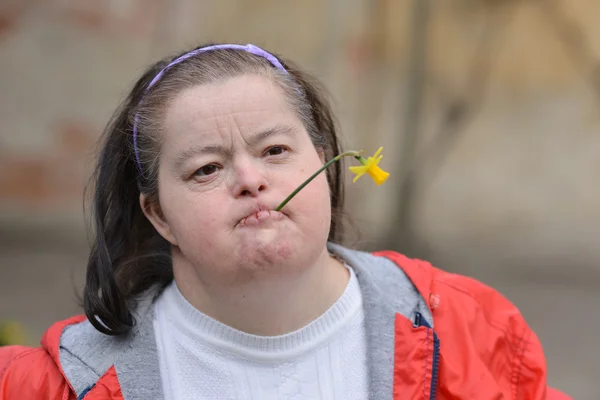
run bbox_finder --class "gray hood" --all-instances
[59,244,432,399]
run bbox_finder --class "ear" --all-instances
[140,193,178,246]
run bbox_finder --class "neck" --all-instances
[171,248,350,336]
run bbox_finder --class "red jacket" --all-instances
[0,251,571,399]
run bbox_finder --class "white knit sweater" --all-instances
[153,265,369,400]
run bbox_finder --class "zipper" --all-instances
[430,331,440,400]
[413,312,441,400]
[77,384,94,399]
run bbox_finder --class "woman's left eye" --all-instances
[264,146,287,157]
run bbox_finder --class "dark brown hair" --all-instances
[84,43,346,335]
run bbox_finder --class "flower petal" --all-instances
[367,165,390,185]
[373,147,383,159]
[349,165,368,174]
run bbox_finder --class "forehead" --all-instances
[162,74,299,142]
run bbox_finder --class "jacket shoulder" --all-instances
[0,315,85,400]
[0,345,73,399]
[431,268,558,398]
[375,251,569,399]
[375,251,537,336]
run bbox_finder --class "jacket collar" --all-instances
[56,286,164,399]
[329,244,433,399]
[54,245,432,399]
[41,315,87,396]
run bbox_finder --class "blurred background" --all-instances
[1,0,598,397]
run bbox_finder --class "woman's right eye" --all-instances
[193,164,220,178]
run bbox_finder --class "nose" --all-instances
[231,159,269,198]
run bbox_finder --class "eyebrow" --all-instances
[173,124,298,168]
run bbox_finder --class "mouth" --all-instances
[237,207,285,228]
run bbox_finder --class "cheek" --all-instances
[287,151,332,214]
[160,184,226,237]
[292,172,332,223]
[168,199,225,255]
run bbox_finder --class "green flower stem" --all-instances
[275,150,361,211]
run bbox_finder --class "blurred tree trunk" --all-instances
[382,0,432,255]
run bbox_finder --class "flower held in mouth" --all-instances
[275,147,389,211]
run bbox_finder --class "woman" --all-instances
[0,43,570,399]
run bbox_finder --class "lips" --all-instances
[237,205,285,227]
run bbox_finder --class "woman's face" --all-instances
[144,74,332,285]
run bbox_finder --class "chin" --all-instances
[235,235,296,270]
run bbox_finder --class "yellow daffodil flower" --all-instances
[275,147,389,211]
[348,147,390,185]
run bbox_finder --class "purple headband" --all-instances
[133,44,290,176]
